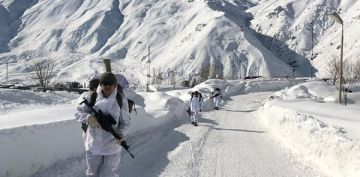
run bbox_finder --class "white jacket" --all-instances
[75,86,130,155]
[190,96,201,112]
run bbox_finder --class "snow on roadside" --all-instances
[258,81,360,177]
[0,119,84,177]
[0,89,79,115]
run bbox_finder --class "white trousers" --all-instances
[213,97,220,107]
[190,111,199,122]
[86,151,121,177]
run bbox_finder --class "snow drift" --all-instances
[258,81,360,177]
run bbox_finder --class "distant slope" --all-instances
[248,0,360,77]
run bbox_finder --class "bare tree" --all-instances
[325,58,340,85]
[151,67,163,90]
[190,78,197,87]
[170,70,177,89]
[151,67,156,85]
[325,58,360,105]
[288,60,299,78]
[28,59,57,92]
[199,64,210,82]
[343,60,360,105]
[209,64,217,79]
[156,72,163,90]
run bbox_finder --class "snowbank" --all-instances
[0,90,186,177]
[258,102,360,177]
[192,78,305,101]
[273,81,338,102]
[225,78,305,96]
[126,92,187,135]
[258,81,360,177]
[0,120,84,177]
[0,89,79,115]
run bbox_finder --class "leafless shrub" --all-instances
[325,58,360,105]
[199,64,210,82]
[343,60,360,105]
[28,59,57,92]
[325,57,340,85]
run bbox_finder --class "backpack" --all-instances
[191,92,202,102]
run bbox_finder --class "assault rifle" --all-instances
[210,93,221,99]
[80,98,135,159]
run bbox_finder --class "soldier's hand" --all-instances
[116,138,130,149]
[88,116,100,128]
[116,138,125,145]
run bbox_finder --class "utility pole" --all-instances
[146,44,151,92]
[6,62,8,82]
[310,22,314,78]
[239,61,242,79]
[330,12,344,104]
[145,2,151,92]
[339,22,344,104]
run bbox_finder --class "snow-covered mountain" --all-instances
[249,0,360,77]
[0,0,358,84]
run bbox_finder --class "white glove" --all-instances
[88,116,100,128]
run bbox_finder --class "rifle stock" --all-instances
[103,59,112,72]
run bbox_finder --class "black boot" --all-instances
[191,121,195,125]
[194,122,198,126]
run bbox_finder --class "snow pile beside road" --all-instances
[127,92,187,135]
[273,81,338,102]
[222,78,305,97]
[0,90,186,177]
[0,89,79,115]
[0,120,84,177]
[258,103,360,177]
[258,81,360,177]
[193,78,304,97]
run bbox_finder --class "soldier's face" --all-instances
[101,83,116,97]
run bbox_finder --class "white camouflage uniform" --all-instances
[212,90,221,108]
[75,86,130,177]
[190,96,201,122]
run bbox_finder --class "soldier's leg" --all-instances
[86,151,103,177]
[190,111,196,123]
[193,111,199,122]
[214,97,219,108]
[99,152,121,177]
